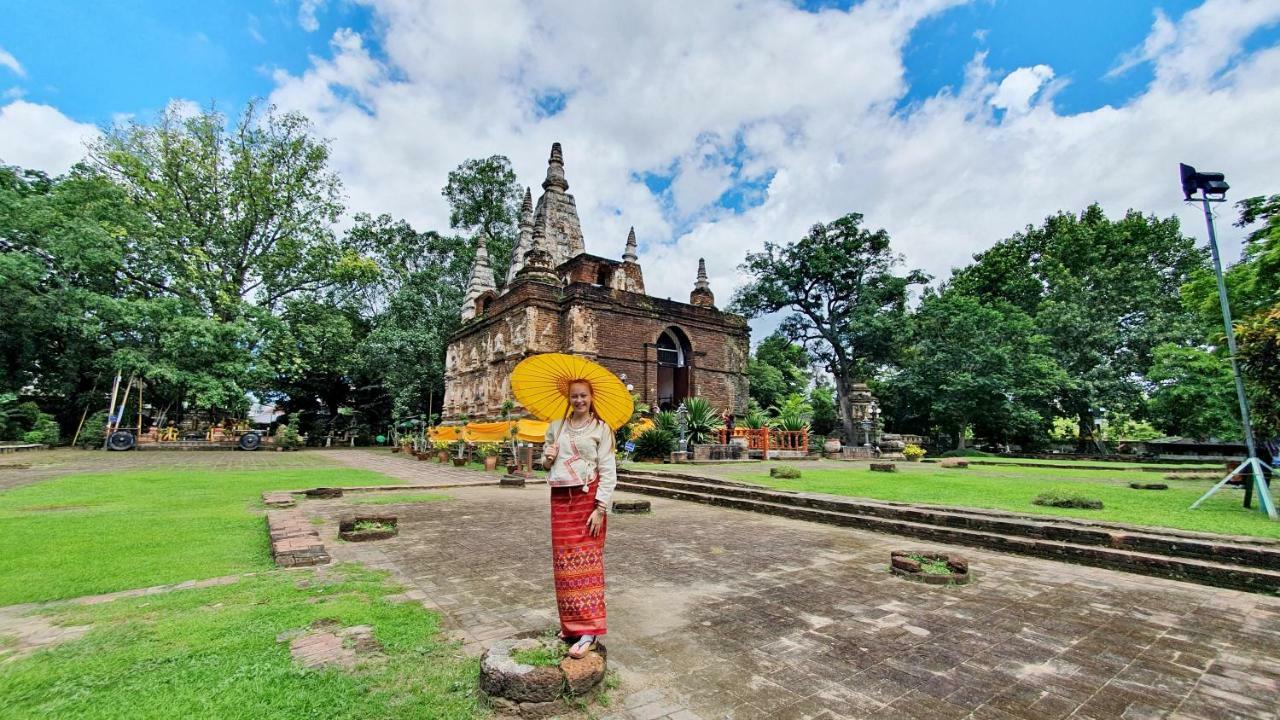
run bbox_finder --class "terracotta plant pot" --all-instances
[823,439,842,455]
[437,450,449,463]
[484,456,499,471]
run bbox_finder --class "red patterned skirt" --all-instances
[550,484,607,636]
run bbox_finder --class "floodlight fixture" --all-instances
[1181,163,1277,520]
[1180,163,1230,201]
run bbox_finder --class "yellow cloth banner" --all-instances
[428,419,551,444]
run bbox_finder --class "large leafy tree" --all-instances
[1146,344,1239,439]
[747,331,810,411]
[892,290,1064,449]
[732,213,928,441]
[91,100,349,321]
[442,155,521,285]
[950,204,1207,445]
[348,214,472,419]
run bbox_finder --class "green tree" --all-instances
[747,331,810,410]
[732,213,927,442]
[1146,344,1239,439]
[893,290,1064,449]
[809,381,839,436]
[442,156,521,285]
[1236,307,1280,436]
[91,100,349,321]
[951,204,1207,447]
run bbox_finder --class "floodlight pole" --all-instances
[1187,191,1277,519]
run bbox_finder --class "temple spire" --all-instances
[460,234,497,320]
[504,187,536,287]
[516,220,558,285]
[690,257,715,308]
[622,226,638,263]
[542,142,568,193]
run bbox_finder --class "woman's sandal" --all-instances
[567,635,597,659]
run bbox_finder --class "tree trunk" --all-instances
[833,373,857,444]
[956,425,967,449]
[1077,411,1093,453]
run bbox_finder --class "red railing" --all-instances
[714,428,809,455]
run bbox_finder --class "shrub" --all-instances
[940,448,993,458]
[431,440,450,451]
[275,417,305,450]
[683,397,724,444]
[21,412,60,446]
[1033,490,1103,510]
[769,465,801,479]
[476,442,501,457]
[903,444,926,462]
[632,428,674,461]
[654,411,678,436]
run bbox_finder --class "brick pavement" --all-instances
[310,485,1280,720]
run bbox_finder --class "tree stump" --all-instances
[870,463,897,473]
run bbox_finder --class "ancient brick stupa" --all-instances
[442,143,751,421]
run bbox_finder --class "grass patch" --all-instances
[0,566,482,720]
[350,492,452,506]
[1033,490,1104,510]
[510,643,566,668]
[769,466,801,479]
[0,466,389,605]
[909,554,951,575]
[732,461,1280,539]
[352,520,396,533]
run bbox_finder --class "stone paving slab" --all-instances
[310,485,1280,720]
[322,448,522,487]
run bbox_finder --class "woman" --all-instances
[543,379,617,659]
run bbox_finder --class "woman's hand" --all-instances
[586,507,605,536]
[544,444,559,464]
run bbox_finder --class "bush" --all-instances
[1033,490,1103,510]
[632,429,674,461]
[476,442,500,457]
[275,417,305,450]
[770,465,801,479]
[903,444,926,462]
[654,411,678,436]
[683,397,724,444]
[21,412,60,446]
[940,448,993,458]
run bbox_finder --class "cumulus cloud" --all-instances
[0,101,99,175]
[262,0,1280,327]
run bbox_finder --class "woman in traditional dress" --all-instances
[542,378,617,659]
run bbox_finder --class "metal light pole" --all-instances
[1181,164,1277,519]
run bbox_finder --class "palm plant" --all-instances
[655,410,678,435]
[683,397,724,445]
[769,393,813,432]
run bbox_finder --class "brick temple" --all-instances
[441,143,750,422]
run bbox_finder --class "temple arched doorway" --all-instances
[656,327,692,411]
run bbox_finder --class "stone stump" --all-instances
[870,463,897,473]
[480,634,607,718]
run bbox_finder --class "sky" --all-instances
[2,0,1279,337]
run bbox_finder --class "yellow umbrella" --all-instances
[510,353,633,430]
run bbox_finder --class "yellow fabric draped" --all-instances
[428,419,551,444]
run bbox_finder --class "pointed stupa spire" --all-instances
[622,226,638,263]
[516,217,558,285]
[504,187,536,287]
[542,142,569,193]
[690,257,715,307]
[460,234,497,320]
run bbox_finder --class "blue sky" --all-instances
[2,0,1278,311]
[3,1,1255,127]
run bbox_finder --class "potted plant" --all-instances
[477,442,501,471]
[430,440,448,462]
[451,440,468,467]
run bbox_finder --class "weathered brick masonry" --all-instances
[444,144,750,421]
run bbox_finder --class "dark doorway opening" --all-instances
[656,327,692,410]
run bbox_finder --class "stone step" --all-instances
[615,476,1280,593]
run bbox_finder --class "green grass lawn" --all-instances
[729,461,1280,540]
[931,455,1222,470]
[0,566,482,720]
[0,466,388,605]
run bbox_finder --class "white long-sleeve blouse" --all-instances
[544,418,618,509]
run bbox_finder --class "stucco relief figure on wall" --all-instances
[441,143,751,423]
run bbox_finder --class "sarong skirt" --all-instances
[550,484,607,636]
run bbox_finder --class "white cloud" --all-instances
[0,46,25,78]
[990,64,1055,114]
[261,0,1280,334]
[0,101,99,174]
[298,0,325,32]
